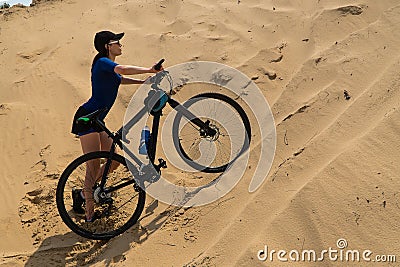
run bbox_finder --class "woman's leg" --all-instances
[79,131,120,220]
[99,131,113,151]
[98,131,121,172]
[79,132,101,220]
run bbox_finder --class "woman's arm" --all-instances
[114,64,159,75]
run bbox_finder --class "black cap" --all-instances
[94,31,124,52]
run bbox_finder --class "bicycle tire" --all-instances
[56,151,145,240]
[172,92,251,173]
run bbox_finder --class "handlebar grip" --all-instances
[154,58,165,71]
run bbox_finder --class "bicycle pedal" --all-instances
[158,158,167,168]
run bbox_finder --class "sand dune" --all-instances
[1,0,400,266]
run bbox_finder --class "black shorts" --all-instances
[71,106,105,136]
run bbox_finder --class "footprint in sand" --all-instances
[336,5,364,16]
[0,103,11,115]
[19,185,60,245]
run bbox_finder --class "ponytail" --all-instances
[91,46,109,71]
[91,53,106,70]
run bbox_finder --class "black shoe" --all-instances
[72,188,85,214]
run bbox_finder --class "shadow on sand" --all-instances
[24,200,179,266]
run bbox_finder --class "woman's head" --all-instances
[94,31,124,56]
[92,31,124,68]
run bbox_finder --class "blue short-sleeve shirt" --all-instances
[82,57,121,120]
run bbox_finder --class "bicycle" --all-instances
[56,65,252,240]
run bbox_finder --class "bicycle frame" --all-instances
[90,83,218,197]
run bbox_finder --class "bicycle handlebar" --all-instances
[153,58,165,71]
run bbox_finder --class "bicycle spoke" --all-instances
[172,92,251,173]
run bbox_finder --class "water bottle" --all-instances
[139,126,150,155]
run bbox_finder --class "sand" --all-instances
[1,0,400,266]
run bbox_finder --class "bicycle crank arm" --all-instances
[154,158,167,171]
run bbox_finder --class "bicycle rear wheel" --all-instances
[56,151,145,240]
[172,92,251,173]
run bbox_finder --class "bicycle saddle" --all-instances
[77,108,108,124]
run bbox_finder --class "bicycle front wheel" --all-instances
[56,151,145,240]
[172,92,251,173]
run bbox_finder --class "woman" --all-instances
[71,30,163,222]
